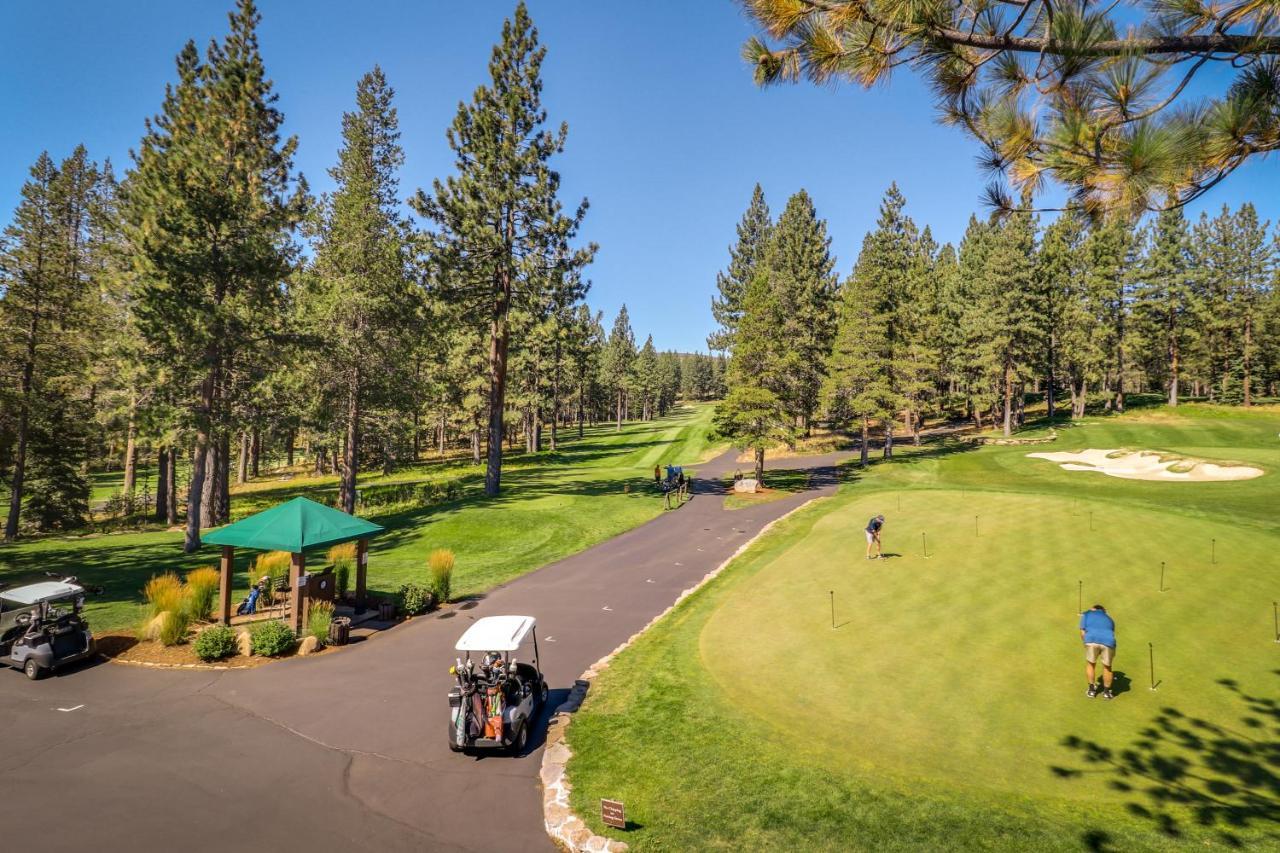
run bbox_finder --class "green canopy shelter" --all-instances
[203,497,384,629]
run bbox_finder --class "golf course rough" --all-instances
[565,403,1280,851]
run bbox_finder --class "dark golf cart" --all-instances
[448,615,549,754]
[0,576,98,680]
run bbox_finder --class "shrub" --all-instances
[328,542,356,597]
[158,608,191,647]
[255,551,292,603]
[429,548,454,604]
[250,620,297,656]
[143,573,184,618]
[399,583,436,616]
[307,601,334,644]
[193,625,239,661]
[185,567,220,621]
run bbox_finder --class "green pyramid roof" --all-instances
[202,497,383,553]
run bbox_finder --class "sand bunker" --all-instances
[1026,448,1263,482]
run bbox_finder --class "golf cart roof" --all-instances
[455,615,536,652]
[0,581,82,606]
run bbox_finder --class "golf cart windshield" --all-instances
[454,615,536,652]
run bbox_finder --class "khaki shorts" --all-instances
[1084,643,1114,667]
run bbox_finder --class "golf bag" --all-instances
[236,585,262,616]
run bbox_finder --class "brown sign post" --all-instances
[600,799,625,830]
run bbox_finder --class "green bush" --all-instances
[429,548,454,604]
[307,601,334,643]
[185,567,220,621]
[193,625,239,661]
[250,620,297,656]
[158,609,191,647]
[399,583,436,616]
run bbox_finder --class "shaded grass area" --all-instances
[0,404,722,631]
[567,403,1280,851]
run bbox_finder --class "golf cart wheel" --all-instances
[539,679,549,705]
[23,659,42,681]
[448,725,464,752]
[509,721,529,755]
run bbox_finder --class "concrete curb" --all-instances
[540,496,827,852]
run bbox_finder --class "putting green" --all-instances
[567,403,1280,850]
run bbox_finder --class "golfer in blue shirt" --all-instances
[1079,604,1117,699]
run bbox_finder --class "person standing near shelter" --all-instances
[865,514,884,559]
[1080,604,1117,699]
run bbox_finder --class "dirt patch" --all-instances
[1027,448,1263,482]
[96,631,326,669]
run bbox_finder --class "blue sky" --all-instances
[2,1,1276,352]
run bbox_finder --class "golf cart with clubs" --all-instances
[0,575,99,680]
[448,615,549,755]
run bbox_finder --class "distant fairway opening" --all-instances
[1028,448,1263,481]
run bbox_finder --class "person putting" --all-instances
[865,514,884,559]
[1079,604,1117,699]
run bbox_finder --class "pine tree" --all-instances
[1034,215,1086,419]
[121,0,302,550]
[297,67,419,514]
[709,184,771,353]
[633,336,660,420]
[1082,221,1137,412]
[1134,208,1197,406]
[766,190,837,436]
[983,212,1040,436]
[413,2,593,497]
[601,306,636,429]
[715,268,795,482]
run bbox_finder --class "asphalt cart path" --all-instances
[0,448,850,852]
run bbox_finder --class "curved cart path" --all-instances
[0,449,850,852]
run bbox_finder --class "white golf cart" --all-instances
[448,615,548,755]
[0,577,98,680]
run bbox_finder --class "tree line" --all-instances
[715,183,1280,479]
[0,1,721,545]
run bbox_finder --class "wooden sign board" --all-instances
[600,798,625,830]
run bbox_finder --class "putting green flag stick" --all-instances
[1149,643,1157,691]
[1078,580,1082,615]
[1212,538,1216,565]
[830,590,835,629]
[1274,601,1278,643]
[1160,561,1165,593]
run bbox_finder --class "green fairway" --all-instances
[0,404,721,632]
[567,402,1280,851]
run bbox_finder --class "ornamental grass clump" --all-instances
[429,548,454,604]
[157,608,191,647]
[327,542,356,598]
[184,566,220,622]
[307,600,334,644]
[250,620,296,656]
[255,551,292,603]
[143,573,184,619]
[193,625,238,661]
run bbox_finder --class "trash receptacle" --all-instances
[378,600,396,621]
[328,616,351,646]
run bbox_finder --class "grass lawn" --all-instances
[567,401,1280,851]
[0,404,722,632]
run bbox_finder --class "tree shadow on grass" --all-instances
[1051,672,1280,848]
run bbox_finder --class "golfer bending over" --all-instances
[865,514,884,560]
[1080,604,1117,700]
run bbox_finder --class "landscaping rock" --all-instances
[298,635,321,656]
[734,477,759,493]
[236,631,252,657]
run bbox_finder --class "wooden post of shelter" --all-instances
[355,538,368,609]
[290,551,306,634]
[217,546,234,625]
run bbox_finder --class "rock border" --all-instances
[962,430,1058,446]
[541,496,827,852]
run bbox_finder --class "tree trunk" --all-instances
[754,446,765,484]
[1002,360,1014,438]
[340,373,360,515]
[165,447,178,525]
[615,388,623,431]
[199,441,217,530]
[1168,322,1179,407]
[217,433,231,524]
[251,427,260,478]
[883,420,894,459]
[860,417,869,467]
[472,428,482,465]
[155,447,169,522]
[237,431,249,485]
[122,395,138,495]
[577,381,585,438]
[1243,314,1253,406]
[1046,332,1057,421]
[438,414,446,456]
